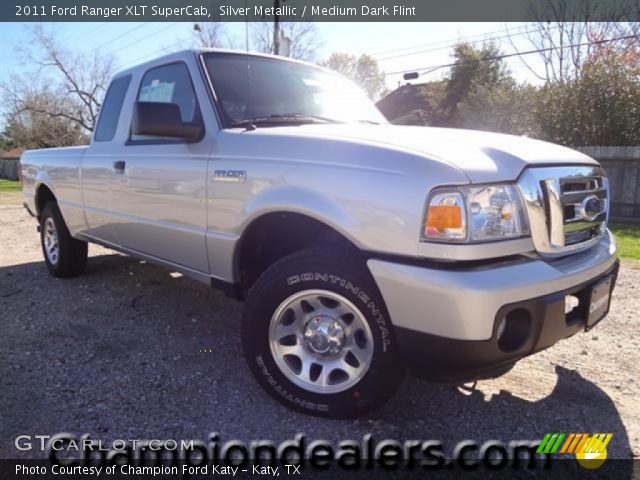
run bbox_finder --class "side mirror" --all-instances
[131,102,202,141]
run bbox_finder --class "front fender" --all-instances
[35,172,54,196]
[242,185,360,246]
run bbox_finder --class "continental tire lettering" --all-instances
[345,281,360,296]
[255,356,328,411]
[287,275,301,286]
[358,291,371,304]
[300,272,362,296]
[367,301,380,317]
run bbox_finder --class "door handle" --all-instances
[113,160,126,173]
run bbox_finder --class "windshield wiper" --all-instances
[277,113,341,123]
[231,113,341,130]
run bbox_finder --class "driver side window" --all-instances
[131,62,202,142]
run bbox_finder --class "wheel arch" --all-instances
[35,182,57,218]
[233,210,361,297]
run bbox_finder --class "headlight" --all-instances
[424,184,528,242]
[424,191,467,241]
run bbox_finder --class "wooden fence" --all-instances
[0,159,19,180]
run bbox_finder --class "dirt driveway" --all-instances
[1,191,638,463]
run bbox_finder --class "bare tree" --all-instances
[251,22,322,60]
[321,53,388,99]
[1,25,114,133]
[509,1,639,82]
[5,91,88,148]
[193,22,236,49]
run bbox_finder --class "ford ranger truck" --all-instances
[20,49,619,418]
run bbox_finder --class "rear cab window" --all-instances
[93,75,131,142]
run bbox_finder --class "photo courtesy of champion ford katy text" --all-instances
[0,0,638,477]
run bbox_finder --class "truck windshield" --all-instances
[202,52,388,128]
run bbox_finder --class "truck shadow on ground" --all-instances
[0,253,633,475]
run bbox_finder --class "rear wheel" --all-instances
[242,247,404,418]
[40,202,88,278]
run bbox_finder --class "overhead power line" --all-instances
[370,24,537,58]
[112,0,237,70]
[87,0,192,56]
[374,25,552,62]
[68,22,112,43]
[91,0,241,70]
[116,36,193,70]
[374,33,639,78]
[115,24,541,73]
[109,22,181,56]
[92,23,153,52]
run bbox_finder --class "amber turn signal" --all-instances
[426,205,463,231]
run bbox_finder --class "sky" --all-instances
[0,21,548,94]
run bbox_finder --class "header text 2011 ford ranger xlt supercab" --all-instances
[20,50,618,418]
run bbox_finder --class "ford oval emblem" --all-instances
[580,195,603,221]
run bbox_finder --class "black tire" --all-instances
[40,202,88,278]
[242,247,405,418]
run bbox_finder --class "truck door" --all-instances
[82,74,132,244]
[110,61,211,273]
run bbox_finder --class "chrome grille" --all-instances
[518,166,608,257]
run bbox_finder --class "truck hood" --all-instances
[249,124,597,183]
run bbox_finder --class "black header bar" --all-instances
[5,0,640,22]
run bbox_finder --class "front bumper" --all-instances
[367,230,618,382]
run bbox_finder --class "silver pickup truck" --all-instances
[20,49,618,418]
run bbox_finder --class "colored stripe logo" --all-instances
[537,432,612,454]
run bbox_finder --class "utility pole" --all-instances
[273,0,280,55]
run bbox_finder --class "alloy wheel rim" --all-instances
[43,217,59,265]
[269,289,374,394]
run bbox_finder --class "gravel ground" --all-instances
[1,191,638,464]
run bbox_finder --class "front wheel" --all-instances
[40,202,88,278]
[242,248,404,418]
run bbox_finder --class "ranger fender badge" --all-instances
[213,170,246,183]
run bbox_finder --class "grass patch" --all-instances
[610,224,640,262]
[0,179,20,193]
